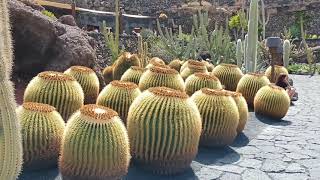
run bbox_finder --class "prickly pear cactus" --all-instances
[185,73,222,96]
[120,66,146,84]
[113,52,140,80]
[17,102,65,171]
[59,104,130,180]
[211,63,244,91]
[127,87,202,175]
[102,65,114,85]
[265,65,289,83]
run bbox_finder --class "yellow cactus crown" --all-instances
[149,87,188,99]
[38,71,75,81]
[22,102,56,113]
[110,80,138,89]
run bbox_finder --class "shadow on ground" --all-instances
[255,113,292,126]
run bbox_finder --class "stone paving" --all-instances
[19,75,320,180]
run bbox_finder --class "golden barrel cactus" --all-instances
[120,66,146,84]
[254,84,290,119]
[145,57,166,69]
[236,73,270,107]
[191,89,239,147]
[113,52,140,80]
[168,59,183,72]
[59,104,130,180]
[102,65,113,85]
[180,60,208,80]
[64,66,100,104]
[127,87,202,175]
[202,60,215,72]
[17,102,65,171]
[211,63,244,91]
[185,73,222,96]
[96,80,141,124]
[23,71,84,121]
[139,66,185,91]
[265,65,289,83]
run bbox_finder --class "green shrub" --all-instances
[42,10,56,19]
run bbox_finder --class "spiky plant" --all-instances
[59,104,130,180]
[168,59,183,72]
[23,71,84,121]
[113,52,140,80]
[139,66,185,91]
[191,88,239,147]
[180,60,208,80]
[120,66,145,85]
[0,0,23,177]
[265,65,289,83]
[202,60,215,72]
[127,87,202,175]
[96,80,141,124]
[145,57,166,69]
[185,73,222,96]
[211,63,244,91]
[17,102,65,171]
[64,66,100,104]
[236,73,270,107]
[254,84,290,119]
[102,65,114,84]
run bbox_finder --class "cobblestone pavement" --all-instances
[20,75,320,180]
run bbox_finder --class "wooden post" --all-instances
[71,0,76,17]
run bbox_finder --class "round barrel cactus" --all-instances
[17,102,65,171]
[185,73,222,96]
[24,71,84,121]
[139,66,185,91]
[191,88,239,147]
[97,80,141,124]
[64,66,100,104]
[145,57,166,69]
[102,65,113,85]
[127,87,202,175]
[265,65,289,83]
[59,104,130,180]
[120,66,146,84]
[168,59,183,72]
[236,73,270,107]
[180,60,208,80]
[254,84,290,119]
[113,52,140,80]
[211,63,244,91]
[202,60,215,72]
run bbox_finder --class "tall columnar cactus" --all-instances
[246,0,259,72]
[102,65,114,84]
[113,52,140,80]
[64,66,100,104]
[185,73,222,96]
[283,40,291,68]
[244,34,248,72]
[168,59,183,72]
[254,84,290,119]
[139,66,185,91]
[138,36,150,68]
[120,66,146,84]
[0,0,23,177]
[191,89,239,147]
[211,64,244,91]
[17,102,65,171]
[59,104,130,180]
[97,80,141,124]
[265,65,289,83]
[24,71,84,121]
[236,39,243,68]
[180,60,208,80]
[127,87,202,175]
[145,57,166,69]
[236,73,270,107]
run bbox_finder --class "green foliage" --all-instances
[101,21,122,62]
[41,10,56,19]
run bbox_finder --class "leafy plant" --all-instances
[101,21,122,62]
[42,10,56,19]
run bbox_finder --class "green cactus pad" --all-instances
[17,102,65,171]
[102,65,113,84]
[180,60,208,80]
[254,84,290,119]
[23,71,84,121]
[191,88,239,147]
[127,87,202,175]
[96,80,141,124]
[185,73,222,96]
[139,66,185,91]
[211,63,244,91]
[64,66,100,104]
[265,65,289,83]
[120,66,146,84]
[112,52,140,80]
[59,104,130,180]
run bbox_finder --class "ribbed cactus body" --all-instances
[236,39,243,68]
[202,60,215,72]
[212,63,244,91]
[145,57,166,69]
[191,89,239,147]
[102,65,113,84]
[120,66,145,84]
[283,40,291,68]
[127,87,202,175]
[139,66,185,91]
[168,59,183,72]
[113,52,140,80]
[180,60,208,80]
[265,65,289,83]
[17,102,65,171]
[23,71,84,121]
[97,80,141,124]
[254,84,290,119]
[185,73,222,96]
[59,104,130,180]
[64,66,100,104]
[236,73,270,107]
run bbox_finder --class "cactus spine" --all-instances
[185,73,222,96]
[59,104,130,180]
[211,64,244,91]
[145,57,166,69]
[64,66,100,104]
[17,102,65,171]
[236,39,243,68]
[112,52,140,80]
[120,66,145,84]
[283,40,290,68]
[102,65,114,84]
[168,59,183,72]
[265,65,289,83]
[246,0,259,72]
[180,60,208,80]
[127,87,202,175]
